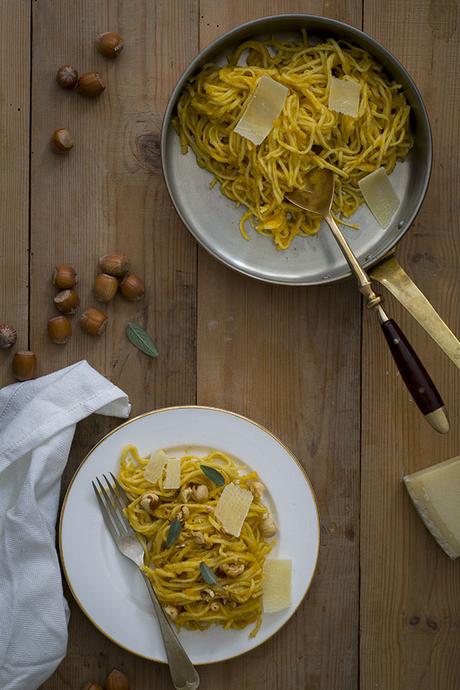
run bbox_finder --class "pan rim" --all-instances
[160,14,432,286]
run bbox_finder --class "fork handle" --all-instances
[142,573,200,690]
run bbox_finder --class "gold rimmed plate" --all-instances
[59,406,320,664]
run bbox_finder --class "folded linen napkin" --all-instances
[0,361,131,690]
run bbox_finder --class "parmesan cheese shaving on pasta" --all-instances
[234,75,289,145]
[358,167,400,227]
[144,450,168,485]
[328,76,360,117]
[215,482,253,537]
[163,456,181,489]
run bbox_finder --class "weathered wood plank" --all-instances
[0,0,30,386]
[197,2,362,689]
[361,1,460,688]
[34,1,199,689]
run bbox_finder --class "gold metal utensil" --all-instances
[286,169,449,434]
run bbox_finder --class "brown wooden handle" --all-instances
[381,319,448,429]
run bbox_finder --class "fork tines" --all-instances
[92,473,134,541]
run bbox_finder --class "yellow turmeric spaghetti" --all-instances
[173,34,413,249]
[118,445,274,636]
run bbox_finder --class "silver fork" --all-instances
[92,473,200,690]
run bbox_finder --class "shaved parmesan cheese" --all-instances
[214,482,253,537]
[144,450,168,485]
[263,559,292,613]
[164,456,181,490]
[328,77,360,118]
[358,167,400,228]
[234,75,288,146]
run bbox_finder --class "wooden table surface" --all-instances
[1,1,459,688]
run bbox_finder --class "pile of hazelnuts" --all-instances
[48,251,145,343]
[83,668,129,690]
[51,32,123,153]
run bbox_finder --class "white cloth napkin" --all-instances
[0,361,131,690]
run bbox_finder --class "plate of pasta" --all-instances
[60,406,319,664]
[162,15,431,286]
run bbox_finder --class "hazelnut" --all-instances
[260,515,277,538]
[177,505,190,521]
[77,71,105,98]
[56,64,78,89]
[120,274,145,301]
[164,605,179,621]
[96,31,124,58]
[249,481,265,498]
[48,316,72,344]
[51,128,74,153]
[79,308,108,336]
[221,561,245,578]
[191,484,209,503]
[52,265,78,290]
[94,273,118,303]
[140,492,159,513]
[105,669,130,690]
[179,485,192,503]
[99,252,129,278]
[12,351,37,381]
[201,588,215,600]
[193,532,206,545]
[0,324,17,349]
[54,289,80,315]
[81,683,103,690]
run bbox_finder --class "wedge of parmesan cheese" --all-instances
[328,77,360,117]
[214,482,253,537]
[358,167,400,228]
[144,449,168,485]
[234,75,288,146]
[263,559,292,613]
[164,456,181,490]
[404,456,460,559]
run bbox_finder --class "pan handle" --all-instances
[379,315,449,433]
[369,254,460,369]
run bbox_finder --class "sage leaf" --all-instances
[165,518,182,548]
[200,561,218,585]
[126,322,158,358]
[200,464,225,486]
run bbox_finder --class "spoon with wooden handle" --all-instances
[286,168,449,434]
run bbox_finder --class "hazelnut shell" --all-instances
[93,273,118,303]
[56,64,78,89]
[12,351,37,381]
[48,316,72,344]
[96,32,124,58]
[0,324,17,349]
[77,72,105,98]
[120,274,145,301]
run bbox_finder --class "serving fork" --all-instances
[92,473,200,690]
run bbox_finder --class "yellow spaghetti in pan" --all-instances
[173,34,413,249]
[118,445,276,637]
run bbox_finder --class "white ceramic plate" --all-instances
[60,406,320,664]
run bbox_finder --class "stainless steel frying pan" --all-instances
[161,15,460,393]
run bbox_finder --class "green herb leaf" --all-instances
[165,518,182,547]
[200,464,225,486]
[126,322,158,358]
[200,561,218,585]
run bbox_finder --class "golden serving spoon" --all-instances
[286,168,449,434]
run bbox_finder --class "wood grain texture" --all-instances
[197,2,362,689]
[35,1,199,689]
[361,1,460,688]
[0,0,30,386]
